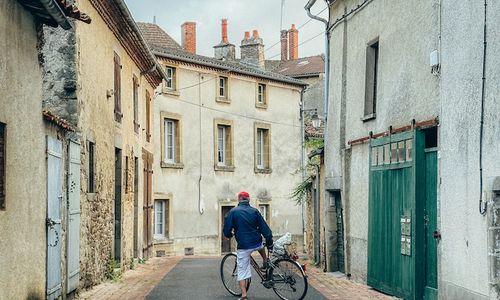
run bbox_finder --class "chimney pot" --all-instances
[252,30,259,38]
[280,30,288,61]
[288,24,298,60]
[221,18,228,43]
[181,21,196,54]
[244,31,250,40]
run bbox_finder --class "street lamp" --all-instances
[311,111,322,128]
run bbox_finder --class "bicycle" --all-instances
[220,245,308,300]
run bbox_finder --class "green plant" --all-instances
[106,258,122,282]
[291,174,314,205]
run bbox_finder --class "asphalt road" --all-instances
[146,257,327,300]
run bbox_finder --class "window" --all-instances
[165,67,176,90]
[87,141,95,193]
[217,76,230,102]
[254,123,271,173]
[160,112,183,168]
[146,90,151,142]
[256,83,267,108]
[363,40,379,120]
[154,199,169,239]
[0,123,5,210]
[114,52,122,122]
[214,119,234,171]
[133,76,139,133]
[258,204,270,223]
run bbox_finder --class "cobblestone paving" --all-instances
[77,255,398,300]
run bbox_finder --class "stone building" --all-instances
[323,0,500,299]
[38,0,165,292]
[0,0,90,299]
[138,21,307,256]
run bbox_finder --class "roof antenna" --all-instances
[280,0,285,30]
[153,16,156,24]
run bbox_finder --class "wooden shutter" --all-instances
[146,90,151,142]
[114,52,122,122]
[67,140,81,293]
[133,76,139,133]
[0,123,5,209]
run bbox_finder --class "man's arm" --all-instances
[223,212,233,238]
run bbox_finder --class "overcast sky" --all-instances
[124,0,328,60]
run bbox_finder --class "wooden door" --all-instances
[221,206,233,253]
[424,150,438,300]
[66,140,81,293]
[46,136,62,300]
[142,150,153,258]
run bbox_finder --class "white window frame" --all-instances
[256,128,264,169]
[219,77,226,98]
[259,204,269,223]
[154,200,166,239]
[164,119,176,163]
[217,125,226,166]
[258,84,265,103]
[166,67,175,90]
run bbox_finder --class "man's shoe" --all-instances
[238,297,248,300]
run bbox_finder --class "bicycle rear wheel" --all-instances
[220,253,251,296]
[270,258,308,300]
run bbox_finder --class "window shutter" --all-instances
[146,90,151,142]
[114,52,122,122]
[0,123,5,209]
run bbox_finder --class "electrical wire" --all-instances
[264,6,329,53]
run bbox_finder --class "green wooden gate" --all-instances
[367,130,437,300]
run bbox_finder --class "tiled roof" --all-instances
[18,0,91,29]
[151,46,307,87]
[268,55,325,78]
[137,22,182,51]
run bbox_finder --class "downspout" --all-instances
[314,163,321,264]
[300,88,306,253]
[198,73,204,215]
[479,0,487,215]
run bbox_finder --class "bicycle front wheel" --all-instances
[220,253,251,296]
[270,258,308,300]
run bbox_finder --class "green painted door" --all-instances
[424,150,438,300]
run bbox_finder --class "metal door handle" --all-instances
[432,230,441,240]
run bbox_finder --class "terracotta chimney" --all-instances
[244,31,250,40]
[280,30,288,61]
[221,18,228,43]
[252,30,259,38]
[214,19,235,60]
[288,24,298,60]
[181,21,196,54]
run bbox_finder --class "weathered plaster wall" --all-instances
[302,74,324,117]
[326,0,440,283]
[439,1,498,298]
[0,0,46,298]
[153,64,303,256]
[75,0,155,286]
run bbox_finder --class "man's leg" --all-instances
[258,247,268,269]
[236,249,252,299]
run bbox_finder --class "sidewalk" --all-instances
[304,262,397,300]
[77,255,396,300]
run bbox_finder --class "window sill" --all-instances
[361,113,376,122]
[154,238,173,244]
[255,102,268,109]
[215,165,235,172]
[216,97,231,104]
[161,161,184,169]
[162,88,180,97]
[254,167,272,174]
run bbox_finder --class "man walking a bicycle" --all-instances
[223,191,273,300]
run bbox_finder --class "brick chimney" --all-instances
[214,18,236,60]
[280,30,288,61]
[181,21,196,54]
[288,24,298,60]
[240,29,265,69]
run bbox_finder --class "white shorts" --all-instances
[236,245,263,281]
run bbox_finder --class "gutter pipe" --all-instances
[479,0,487,215]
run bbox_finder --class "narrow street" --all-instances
[79,256,394,300]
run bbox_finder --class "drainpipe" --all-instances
[479,0,487,215]
[300,88,306,253]
[314,163,321,264]
[198,73,204,215]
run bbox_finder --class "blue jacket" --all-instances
[223,201,273,250]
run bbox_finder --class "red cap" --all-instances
[238,191,250,199]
